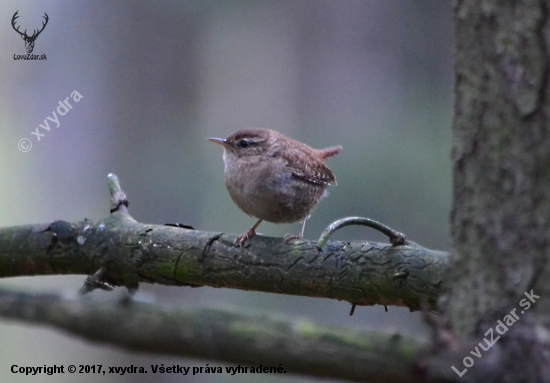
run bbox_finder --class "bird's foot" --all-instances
[283,233,303,244]
[235,229,261,247]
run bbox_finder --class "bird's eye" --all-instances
[239,140,249,148]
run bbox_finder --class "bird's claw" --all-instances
[234,234,249,247]
[283,233,303,244]
[235,230,261,247]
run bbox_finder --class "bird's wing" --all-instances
[284,148,337,185]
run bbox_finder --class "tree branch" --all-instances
[0,174,449,311]
[0,287,426,383]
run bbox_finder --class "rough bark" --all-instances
[432,0,550,381]
[0,213,448,312]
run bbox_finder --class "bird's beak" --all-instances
[207,137,229,148]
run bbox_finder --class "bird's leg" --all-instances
[284,215,309,243]
[235,219,263,247]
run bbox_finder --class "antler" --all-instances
[31,13,49,40]
[11,11,25,38]
[11,11,49,40]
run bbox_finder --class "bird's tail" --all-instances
[318,145,342,161]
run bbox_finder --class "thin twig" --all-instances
[317,216,406,250]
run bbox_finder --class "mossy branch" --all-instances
[0,287,426,382]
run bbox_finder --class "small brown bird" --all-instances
[208,128,341,246]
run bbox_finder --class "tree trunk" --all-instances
[445,0,550,380]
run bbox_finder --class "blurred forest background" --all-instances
[0,1,452,382]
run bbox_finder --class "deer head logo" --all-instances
[11,11,49,54]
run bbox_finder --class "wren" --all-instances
[208,128,341,246]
